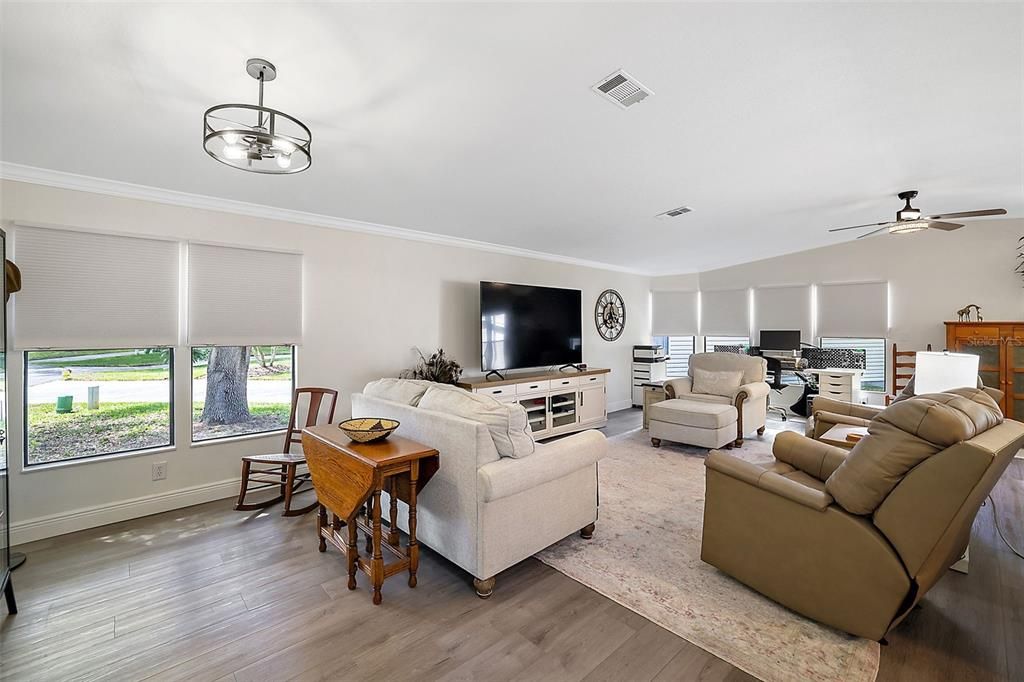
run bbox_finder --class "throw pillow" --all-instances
[362,378,435,406]
[418,386,535,458]
[691,368,744,397]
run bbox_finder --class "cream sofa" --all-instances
[351,386,606,597]
[702,387,1024,640]
[650,352,769,448]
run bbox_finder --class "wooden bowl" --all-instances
[338,418,400,443]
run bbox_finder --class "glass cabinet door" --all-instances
[550,391,578,429]
[1006,333,1024,422]
[954,334,1004,411]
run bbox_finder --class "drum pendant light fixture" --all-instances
[203,58,311,174]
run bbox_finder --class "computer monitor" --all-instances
[759,330,801,351]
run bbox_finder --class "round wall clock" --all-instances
[595,289,626,341]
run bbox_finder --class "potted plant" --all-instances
[400,348,463,385]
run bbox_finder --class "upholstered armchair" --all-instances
[665,352,769,445]
[702,388,1024,641]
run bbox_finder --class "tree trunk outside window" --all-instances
[201,346,251,424]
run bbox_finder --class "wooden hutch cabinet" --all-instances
[944,321,1024,420]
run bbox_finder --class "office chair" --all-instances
[764,356,791,421]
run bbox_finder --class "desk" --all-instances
[301,427,439,605]
[809,368,864,404]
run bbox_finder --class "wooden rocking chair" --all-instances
[886,343,932,405]
[235,386,339,517]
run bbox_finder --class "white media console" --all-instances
[457,368,609,440]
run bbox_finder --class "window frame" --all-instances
[817,337,888,393]
[189,345,297,445]
[23,347,175,468]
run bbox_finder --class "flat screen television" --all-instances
[759,330,801,351]
[480,281,582,371]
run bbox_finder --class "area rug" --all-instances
[535,427,880,682]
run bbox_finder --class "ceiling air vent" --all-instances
[656,206,693,219]
[592,70,653,109]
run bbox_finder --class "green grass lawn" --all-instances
[34,352,169,368]
[63,366,290,382]
[27,401,292,464]
[27,402,171,464]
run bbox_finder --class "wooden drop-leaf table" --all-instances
[301,425,439,605]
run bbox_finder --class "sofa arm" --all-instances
[664,378,692,399]
[773,431,849,481]
[478,430,606,502]
[811,396,882,421]
[706,450,834,511]
[735,381,769,402]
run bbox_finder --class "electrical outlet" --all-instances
[152,461,167,481]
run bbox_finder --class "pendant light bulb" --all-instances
[276,153,292,169]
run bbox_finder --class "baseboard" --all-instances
[11,478,240,546]
[608,400,633,413]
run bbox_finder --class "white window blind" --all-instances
[701,289,749,336]
[665,336,695,377]
[13,225,179,349]
[188,243,302,346]
[817,281,888,338]
[753,285,811,344]
[652,291,699,336]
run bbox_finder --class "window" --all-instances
[192,346,295,442]
[654,336,696,377]
[819,338,886,392]
[704,336,750,353]
[25,348,173,465]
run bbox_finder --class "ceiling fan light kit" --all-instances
[203,58,312,174]
[828,190,1007,239]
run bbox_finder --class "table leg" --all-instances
[371,488,384,605]
[317,504,327,552]
[364,498,373,554]
[408,461,420,589]
[345,513,358,590]
[387,477,400,546]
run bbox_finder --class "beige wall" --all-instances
[2,180,651,543]
[683,218,1024,351]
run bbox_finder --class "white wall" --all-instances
[2,180,651,543]
[652,218,1024,368]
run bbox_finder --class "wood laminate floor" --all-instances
[2,409,1022,681]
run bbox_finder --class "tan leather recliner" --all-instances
[702,387,1024,641]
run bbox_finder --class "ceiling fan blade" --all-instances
[925,208,1007,220]
[856,226,889,239]
[828,221,888,233]
[928,221,964,231]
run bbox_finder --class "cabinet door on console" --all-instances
[578,385,605,425]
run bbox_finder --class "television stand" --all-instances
[484,370,506,381]
[457,368,610,441]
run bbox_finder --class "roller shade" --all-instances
[652,290,699,336]
[816,281,888,338]
[701,288,749,336]
[13,225,179,349]
[188,243,302,346]
[753,285,812,344]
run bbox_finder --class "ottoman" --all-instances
[648,399,739,449]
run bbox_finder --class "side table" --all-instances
[642,382,667,430]
[302,426,439,605]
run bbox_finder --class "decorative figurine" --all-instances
[956,304,983,322]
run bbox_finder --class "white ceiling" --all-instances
[2,2,1021,275]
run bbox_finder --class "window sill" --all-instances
[189,429,287,449]
[22,444,177,473]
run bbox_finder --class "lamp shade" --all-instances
[914,352,980,394]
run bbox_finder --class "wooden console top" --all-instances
[457,367,610,390]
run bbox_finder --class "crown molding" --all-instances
[0,162,650,276]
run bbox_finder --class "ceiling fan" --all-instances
[828,190,1007,239]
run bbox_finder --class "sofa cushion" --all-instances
[362,378,436,406]
[648,398,737,429]
[691,368,744,398]
[418,386,535,458]
[826,387,1002,515]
